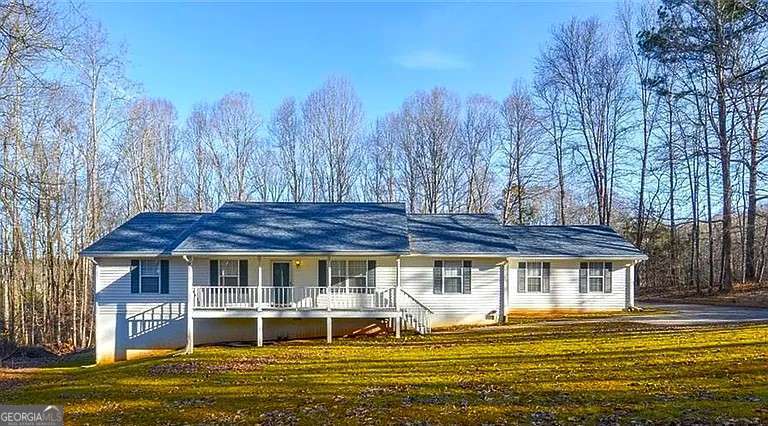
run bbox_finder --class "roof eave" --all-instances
[405,252,518,258]
[514,254,648,260]
[80,250,171,258]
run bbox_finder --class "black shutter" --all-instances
[131,259,140,293]
[579,262,588,293]
[209,259,219,286]
[433,260,443,294]
[542,262,550,293]
[239,259,249,287]
[160,259,169,294]
[318,260,327,287]
[604,262,612,293]
[367,260,376,288]
[517,262,526,293]
[462,260,472,294]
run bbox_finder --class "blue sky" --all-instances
[88,1,618,122]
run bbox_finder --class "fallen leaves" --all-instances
[147,356,277,376]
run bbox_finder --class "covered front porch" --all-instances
[183,254,432,352]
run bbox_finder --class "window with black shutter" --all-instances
[517,262,552,293]
[433,259,470,294]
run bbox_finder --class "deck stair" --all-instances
[399,289,433,334]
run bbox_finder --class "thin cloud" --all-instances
[393,50,470,71]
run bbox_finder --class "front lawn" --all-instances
[2,322,767,425]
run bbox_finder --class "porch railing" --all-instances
[193,286,397,311]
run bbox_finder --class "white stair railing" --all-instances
[398,289,433,334]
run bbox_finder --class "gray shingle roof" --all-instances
[81,212,207,256]
[81,204,645,259]
[505,225,646,258]
[173,202,410,254]
[407,214,518,255]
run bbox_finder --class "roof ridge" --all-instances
[222,201,406,205]
[408,213,496,216]
[505,224,611,227]
[136,211,209,215]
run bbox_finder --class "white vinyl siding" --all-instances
[94,257,189,363]
[402,256,503,326]
[507,259,630,310]
[96,257,187,307]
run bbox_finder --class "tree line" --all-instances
[1,0,767,351]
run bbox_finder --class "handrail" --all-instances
[193,286,397,310]
[399,289,434,314]
[398,289,433,334]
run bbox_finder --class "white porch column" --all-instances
[395,256,401,338]
[498,260,507,324]
[257,256,263,312]
[256,316,263,347]
[326,316,333,343]
[185,256,194,354]
[628,261,637,308]
[326,257,332,312]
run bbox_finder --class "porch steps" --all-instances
[399,290,433,334]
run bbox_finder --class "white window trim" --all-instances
[588,261,605,293]
[140,259,160,294]
[440,259,465,295]
[330,259,371,289]
[525,261,544,293]
[218,259,241,287]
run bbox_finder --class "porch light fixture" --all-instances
[294,259,302,269]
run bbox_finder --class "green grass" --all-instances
[2,322,767,425]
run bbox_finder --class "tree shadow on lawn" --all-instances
[16,368,766,425]
[3,323,767,424]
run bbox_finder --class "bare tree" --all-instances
[533,77,570,224]
[461,95,499,213]
[618,0,661,261]
[118,98,183,213]
[365,114,400,203]
[303,77,363,202]
[208,92,262,203]
[730,31,768,282]
[399,87,461,213]
[270,97,306,202]
[539,18,632,225]
[184,105,214,211]
[500,83,540,224]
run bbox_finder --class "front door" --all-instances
[272,262,291,306]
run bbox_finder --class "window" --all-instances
[434,260,470,294]
[220,260,240,286]
[517,261,550,293]
[330,260,370,288]
[579,262,612,294]
[140,260,160,293]
[443,260,463,293]
[527,262,542,292]
[588,262,604,292]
